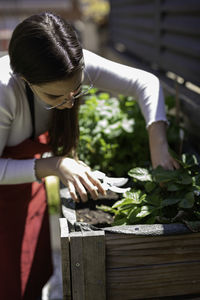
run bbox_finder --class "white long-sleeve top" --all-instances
[0,49,167,184]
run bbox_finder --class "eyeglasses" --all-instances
[41,70,93,110]
[44,82,93,110]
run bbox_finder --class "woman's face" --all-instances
[29,70,83,110]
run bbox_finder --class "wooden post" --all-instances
[70,230,106,300]
[59,218,72,300]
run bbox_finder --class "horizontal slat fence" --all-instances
[109,0,200,142]
[109,0,200,85]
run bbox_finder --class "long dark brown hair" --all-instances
[8,12,83,156]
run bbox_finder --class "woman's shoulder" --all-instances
[83,49,108,68]
[0,55,22,99]
[0,55,19,114]
[83,49,110,81]
[0,55,13,86]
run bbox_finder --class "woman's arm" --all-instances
[83,50,178,169]
[83,49,168,127]
[148,121,179,170]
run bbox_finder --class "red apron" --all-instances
[0,133,53,300]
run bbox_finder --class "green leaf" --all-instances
[128,168,152,182]
[96,205,117,214]
[145,181,156,193]
[147,193,162,206]
[120,190,146,205]
[112,199,126,209]
[112,199,136,209]
[179,192,195,208]
[127,207,141,223]
[136,205,154,218]
[167,183,181,191]
[161,198,181,207]
[176,172,192,185]
[112,217,127,226]
[182,153,198,168]
[152,166,179,183]
[98,92,110,100]
[145,214,157,224]
[194,211,200,220]
[193,175,200,188]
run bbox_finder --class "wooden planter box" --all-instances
[59,189,200,300]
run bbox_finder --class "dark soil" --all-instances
[76,208,114,227]
[75,190,119,227]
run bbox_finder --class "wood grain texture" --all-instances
[59,218,72,300]
[105,233,200,268]
[105,232,200,299]
[70,231,106,300]
[70,232,85,300]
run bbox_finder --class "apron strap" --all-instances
[25,82,35,140]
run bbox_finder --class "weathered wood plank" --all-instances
[82,231,106,300]
[105,232,200,299]
[70,231,106,300]
[105,232,200,248]
[59,218,72,300]
[106,262,200,299]
[70,232,85,300]
[107,251,200,268]
[105,232,200,268]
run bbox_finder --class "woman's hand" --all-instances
[56,158,107,202]
[35,157,106,202]
[148,121,180,170]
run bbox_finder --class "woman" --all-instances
[0,12,179,300]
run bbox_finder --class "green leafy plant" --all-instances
[99,154,200,231]
[78,90,181,176]
[78,90,150,176]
